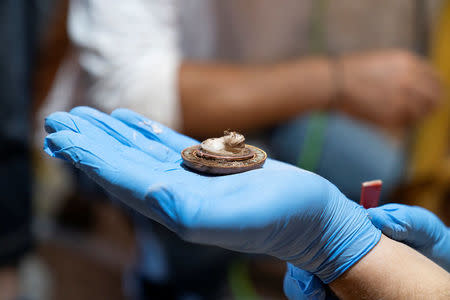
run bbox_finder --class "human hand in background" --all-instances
[284,203,450,299]
[335,50,442,130]
[43,106,380,284]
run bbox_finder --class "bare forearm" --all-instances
[329,235,450,299]
[179,58,334,137]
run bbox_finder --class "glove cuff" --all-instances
[290,202,382,284]
[318,223,381,283]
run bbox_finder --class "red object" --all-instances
[360,180,382,209]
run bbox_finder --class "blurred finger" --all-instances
[414,62,443,106]
[111,108,198,152]
[402,87,433,123]
[417,60,443,91]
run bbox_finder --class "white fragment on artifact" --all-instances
[132,131,137,141]
[200,131,245,155]
[223,131,245,148]
[201,137,228,155]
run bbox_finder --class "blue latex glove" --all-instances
[283,263,331,300]
[43,106,380,284]
[284,203,450,299]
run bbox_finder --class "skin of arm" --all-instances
[329,234,450,300]
[67,1,441,136]
[179,58,334,137]
[179,50,441,138]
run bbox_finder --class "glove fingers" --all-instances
[44,130,172,189]
[47,108,180,163]
[44,130,122,172]
[111,108,198,152]
[44,130,182,221]
[45,112,127,151]
[368,205,409,241]
[368,204,444,248]
[44,129,159,169]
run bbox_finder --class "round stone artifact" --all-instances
[181,131,267,175]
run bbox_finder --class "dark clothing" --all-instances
[0,0,38,267]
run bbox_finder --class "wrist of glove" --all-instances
[284,203,450,299]
[277,189,381,283]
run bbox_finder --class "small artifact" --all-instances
[181,131,267,175]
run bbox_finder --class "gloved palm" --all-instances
[44,106,380,283]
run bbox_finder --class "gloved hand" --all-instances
[284,203,450,299]
[368,203,450,271]
[43,106,380,284]
[283,263,333,300]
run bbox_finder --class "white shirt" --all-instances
[40,0,440,131]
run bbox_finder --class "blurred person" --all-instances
[0,1,35,299]
[38,0,444,299]
[0,0,56,299]
[38,0,444,199]
[42,107,450,300]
